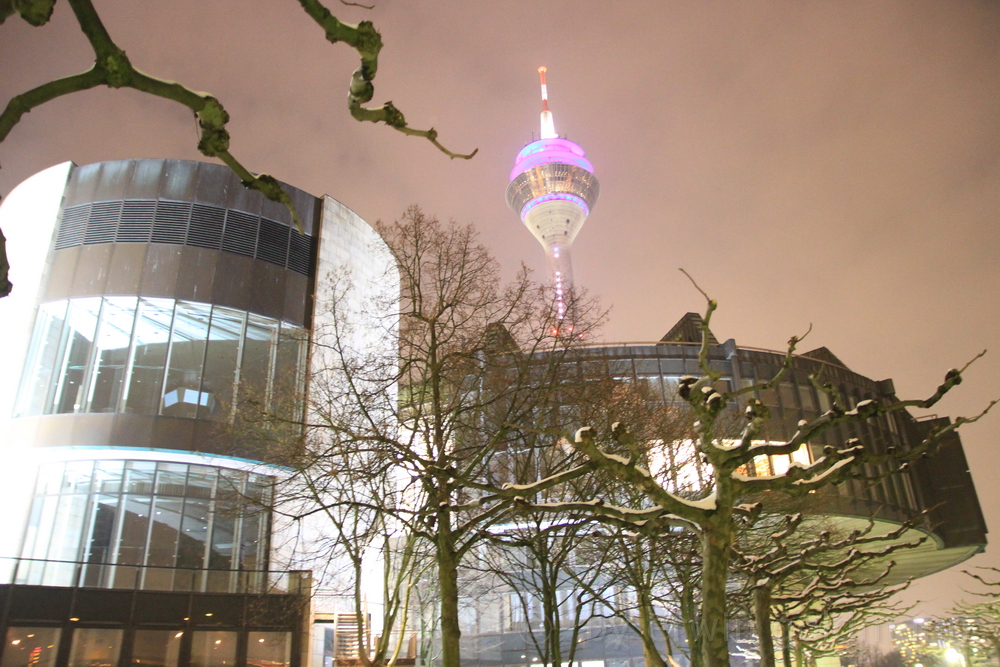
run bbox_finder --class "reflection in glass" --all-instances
[247,632,291,667]
[82,494,119,586]
[20,460,273,593]
[114,494,151,588]
[240,315,276,409]
[274,326,307,422]
[177,498,210,571]
[200,308,245,420]
[43,494,88,583]
[16,300,68,416]
[88,297,138,412]
[1,627,61,667]
[54,298,102,414]
[145,497,183,589]
[190,631,237,667]
[162,302,211,418]
[131,630,182,667]
[124,298,174,414]
[68,629,122,667]
[17,297,306,420]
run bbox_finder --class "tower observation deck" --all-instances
[506,67,599,319]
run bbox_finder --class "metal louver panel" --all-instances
[288,232,315,276]
[222,210,258,257]
[52,198,314,276]
[116,200,155,242]
[151,201,192,244]
[256,218,290,266]
[84,201,122,244]
[187,204,225,249]
[55,204,90,249]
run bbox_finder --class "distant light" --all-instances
[914,618,925,624]
[11,640,20,645]
[945,648,962,663]
[69,618,79,622]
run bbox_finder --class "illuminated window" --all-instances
[17,461,271,593]
[16,298,306,420]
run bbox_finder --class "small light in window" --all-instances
[259,639,265,643]
[26,635,34,638]
[11,640,20,645]
[215,640,222,645]
[69,618,79,622]
[175,633,183,639]
[205,613,213,617]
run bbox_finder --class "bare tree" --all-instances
[503,275,995,667]
[278,207,605,667]
[931,570,1000,667]
[733,512,924,667]
[0,0,476,296]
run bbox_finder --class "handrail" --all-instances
[0,556,311,595]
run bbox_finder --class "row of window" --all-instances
[18,461,272,593]
[56,200,316,276]
[1,627,290,667]
[16,298,307,420]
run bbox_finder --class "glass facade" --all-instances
[16,298,307,421]
[131,630,183,667]
[1,628,61,667]
[68,629,123,667]
[17,460,272,592]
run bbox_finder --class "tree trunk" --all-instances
[638,591,669,667]
[436,503,462,667]
[779,621,791,667]
[680,587,702,667]
[540,573,561,667]
[752,584,775,667]
[700,513,734,667]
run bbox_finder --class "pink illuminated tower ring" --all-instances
[506,67,599,321]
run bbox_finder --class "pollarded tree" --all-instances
[0,0,476,296]
[733,512,924,667]
[505,275,995,667]
[932,571,1000,667]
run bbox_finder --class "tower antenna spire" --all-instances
[538,66,557,139]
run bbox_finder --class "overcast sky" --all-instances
[2,0,999,620]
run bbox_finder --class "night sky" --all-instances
[2,1,999,620]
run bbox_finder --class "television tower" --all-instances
[506,67,600,320]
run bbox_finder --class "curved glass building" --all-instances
[0,159,395,667]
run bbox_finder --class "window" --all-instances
[1,628,61,667]
[131,630,182,667]
[190,631,237,667]
[68,629,123,667]
[247,633,291,667]
[16,298,307,421]
[17,461,272,593]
